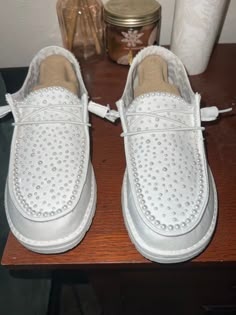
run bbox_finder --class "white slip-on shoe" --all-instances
[1,46,97,254]
[116,46,231,263]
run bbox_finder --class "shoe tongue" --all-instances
[24,86,80,106]
[128,92,193,114]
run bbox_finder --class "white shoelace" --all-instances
[0,101,90,127]
[0,100,232,126]
[120,106,232,137]
[88,101,120,122]
[0,100,119,123]
[12,121,91,127]
[200,106,232,121]
[121,127,205,137]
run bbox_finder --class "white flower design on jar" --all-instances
[121,29,144,47]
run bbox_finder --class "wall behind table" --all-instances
[0,0,235,67]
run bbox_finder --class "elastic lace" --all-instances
[121,109,204,137]
[121,106,232,137]
[1,102,91,127]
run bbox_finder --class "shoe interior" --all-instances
[32,55,79,95]
[121,47,195,107]
[134,55,180,98]
[9,46,87,103]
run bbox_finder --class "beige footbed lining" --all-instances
[134,55,180,98]
[32,54,179,99]
[32,55,79,95]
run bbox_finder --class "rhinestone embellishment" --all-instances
[12,88,87,219]
[126,93,207,233]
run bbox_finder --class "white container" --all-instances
[170,0,228,75]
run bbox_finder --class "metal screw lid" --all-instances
[104,0,161,27]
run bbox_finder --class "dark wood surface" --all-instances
[1,44,236,268]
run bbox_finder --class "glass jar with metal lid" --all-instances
[104,0,161,65]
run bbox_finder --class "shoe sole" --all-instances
[122,168,218,263]
[5,167,97,254]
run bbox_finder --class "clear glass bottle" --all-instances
[104,0,161,65]
[57,0,104,61]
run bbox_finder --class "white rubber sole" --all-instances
[122,168,218,264]
[5,168,97,254]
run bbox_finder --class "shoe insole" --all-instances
[134,55,180,98]
[32,55,79,95]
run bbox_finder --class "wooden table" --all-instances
[1,44,236,314]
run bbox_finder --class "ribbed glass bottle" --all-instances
[57,0,104,61]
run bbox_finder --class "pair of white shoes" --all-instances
[1,46,227,263]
